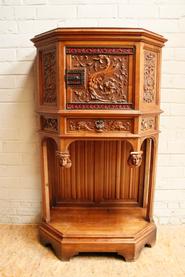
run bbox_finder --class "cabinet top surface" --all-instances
[31,27,167,45]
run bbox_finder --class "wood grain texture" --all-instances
[67,118,133,133]
[66,50,130,104]
[40,207,156,261]
[53,140,145,206]
[1,225,185,277]
[31,28,167,261]
[40,48,57,105]
[49,207,148,236]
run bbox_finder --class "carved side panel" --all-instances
[67,118,132,133]
[143,50,157,103]
[41,48,57,104]
[140,117,155,132]
[41,116,58,132]
[66,47,134,108]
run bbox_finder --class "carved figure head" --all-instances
[128,151,143,167]
[56,151,72,168]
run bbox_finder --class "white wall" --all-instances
[0,0,185,224]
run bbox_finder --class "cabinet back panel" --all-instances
[54,141,145,206]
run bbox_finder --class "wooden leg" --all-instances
[145,234,156,248]
[117,226,156,262]
[123,253,140,262]
[41,140,50,223]
[39,228,78,261]
[146,138,158,222]
[118,248,141,262]
[146,240,156,248]
[60,247,78,261]
[39,231,62,259]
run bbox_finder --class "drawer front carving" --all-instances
[140,117,155,132]
[67,118,132,133]
[66,46,134,109]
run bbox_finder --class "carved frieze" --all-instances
[42,49,57,104]
[141,117,155,132]
[41,116,58,132]
[67,118,132,133]
[67,47,131,104]
[66,47,134,55]
[143,50,157,103]
[66,103,132,110]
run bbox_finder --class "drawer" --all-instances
[66,118,133,134]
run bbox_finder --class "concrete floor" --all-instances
[0,225,185,277]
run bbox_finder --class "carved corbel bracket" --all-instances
[128,151,143,168]
[56,151,72,168]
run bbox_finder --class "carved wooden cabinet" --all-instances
[31,28,167,261]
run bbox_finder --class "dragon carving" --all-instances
[70,54,128,103]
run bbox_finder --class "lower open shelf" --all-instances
[39,207,156,261]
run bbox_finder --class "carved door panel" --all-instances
[65,47,135,109]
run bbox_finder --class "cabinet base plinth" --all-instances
[39,208,156,262]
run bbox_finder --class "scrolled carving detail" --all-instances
[143,50,157,103]
[68,119,132,133]
[128,151,143,167]
[68,52,129,104]
[56,151,72,168]
[111,120,131,131]
[69,120,94,132]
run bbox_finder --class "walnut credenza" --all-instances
[31,28,167,261]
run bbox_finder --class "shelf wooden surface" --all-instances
[49,207,148,237]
